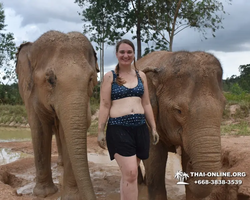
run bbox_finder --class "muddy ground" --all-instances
[0,135,250,200]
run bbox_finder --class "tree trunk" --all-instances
[136,0,142,60]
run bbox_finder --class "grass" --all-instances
[221,120,250,136]
[90,96,99,115]
[0,104,28,124]
[224,92,250,104]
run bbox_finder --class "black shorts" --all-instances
[106,123,150,160]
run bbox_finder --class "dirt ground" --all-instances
[0,135,250,200]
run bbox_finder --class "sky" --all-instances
[1,0,250,80]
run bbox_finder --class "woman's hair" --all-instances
[115,39,138,85]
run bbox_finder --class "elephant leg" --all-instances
[144,140,168,200]
[58,122,81,200]
[29,109,58,197]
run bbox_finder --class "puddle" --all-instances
[0,148,21,164]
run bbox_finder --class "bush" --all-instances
[230,83,246,95]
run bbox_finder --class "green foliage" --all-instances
[224,91,250,104]
[90,81,100,115]
[238,64,250,92]
[230,83,246,95]
[0,3,17,84]
[144,0,232,52]
[223,64,250,93]
[221,121,250,136]
[0,83,23,104]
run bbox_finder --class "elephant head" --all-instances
[16,31,99,199]
[137,51,226,199]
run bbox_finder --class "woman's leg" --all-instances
[115,154,141,200]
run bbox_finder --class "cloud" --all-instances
[208,50,250,79]
[3,7,83,46]
[2,0,82,26]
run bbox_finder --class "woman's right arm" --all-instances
[97,71,112,148]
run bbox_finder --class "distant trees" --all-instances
[223,64,250,94]
[0,83,22,104]
[0,2,16,84]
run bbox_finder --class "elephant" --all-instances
[136,51,226,200]
[15,30,99,200]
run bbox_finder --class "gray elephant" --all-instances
[136,51,226,200]
[16,30,99,200]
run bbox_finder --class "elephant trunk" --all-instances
[184,125,222,198]
[57,93,96,200]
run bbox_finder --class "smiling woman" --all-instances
[97,39,159,200]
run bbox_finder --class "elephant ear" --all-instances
[142,66,163,122]
[88,48,99,97]
[15,42,34,102]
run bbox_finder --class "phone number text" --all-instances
[194,180,242,185]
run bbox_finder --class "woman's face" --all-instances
[116,43,135,67]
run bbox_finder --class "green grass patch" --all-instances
[90,97,99,115]
[221,121,250,136]
[224,92,250,104]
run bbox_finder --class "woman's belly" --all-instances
[109,97,144,118]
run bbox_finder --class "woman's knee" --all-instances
[122,167,138,183]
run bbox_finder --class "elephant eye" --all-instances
[173,107,182,115]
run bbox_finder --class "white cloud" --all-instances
[209,50,250,79]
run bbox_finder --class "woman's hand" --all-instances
[152,130,159,145]
[97,132,106,149]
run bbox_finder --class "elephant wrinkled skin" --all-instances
[136,51,226,200]
[15,31,99,200]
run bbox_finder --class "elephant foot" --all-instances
[33,182,58,197]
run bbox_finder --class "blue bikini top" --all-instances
[111,70,144,101]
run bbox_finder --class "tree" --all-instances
[75,0,230,61]
[75,0,156,62]
[144,0,232,52]
[223,64,250,93]
[0,2,16,84]
[0,83,22,104]
[75,0,126,81]
[238,64,250,92]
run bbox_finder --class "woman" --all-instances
[97,39,159,200]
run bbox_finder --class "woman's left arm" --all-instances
[140,71,159,145]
